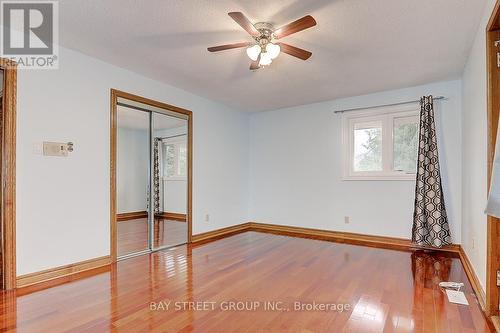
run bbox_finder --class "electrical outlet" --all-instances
[344,216,350,224]
[205,214,210,222]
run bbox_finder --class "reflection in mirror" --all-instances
[116,106,150,257]
[153,112,188,248]
[0,69,3,287]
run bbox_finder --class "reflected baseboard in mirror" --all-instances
[117,211,148,222]
[155,212,186,222]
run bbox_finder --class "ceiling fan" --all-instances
[208,12,317,70]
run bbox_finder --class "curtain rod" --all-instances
[157,133,187,140]
[333,96,446,114]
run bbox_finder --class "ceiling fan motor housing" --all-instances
[254,22,275,45]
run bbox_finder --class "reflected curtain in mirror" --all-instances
[153,138,162,214]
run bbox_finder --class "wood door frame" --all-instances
[0,58,17,290]
[110,89,193,261]
[487,0,500,317]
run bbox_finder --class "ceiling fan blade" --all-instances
[228,12,260,37]
[250,54,261,70]
[278,43,312,60]
[274,15,317,39]
[207,42,249,52]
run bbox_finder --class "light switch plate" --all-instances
[43,142,69,157]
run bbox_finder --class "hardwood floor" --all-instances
[117,217,187,256]
[1,232,492,332]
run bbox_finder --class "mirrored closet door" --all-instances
[116,106,150,257]
[152,112,188,249]
[115,94,190,259]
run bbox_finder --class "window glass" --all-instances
[178,143,187,176]
[353,122,383,172]
[393,116,419,174]
[343,107,420,180]
[164,143,176,177]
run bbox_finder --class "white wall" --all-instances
[117,127,149,213]
[156,126,187,138]
[164,181,187,214]
[13,18,488,286]
[16,46,249,275]
[249,80,462,241]
[461,0,497,290]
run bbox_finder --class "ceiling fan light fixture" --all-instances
[259,52,272,66]
[266,43,280,59]
[208,12,316,70]
[246,44,261,61]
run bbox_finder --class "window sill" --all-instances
[162,177,187,181]
[342,174,416,181]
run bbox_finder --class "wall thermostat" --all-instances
[43,142,74,157]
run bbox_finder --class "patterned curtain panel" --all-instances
[153,137,161,214]
[412,96,451,247]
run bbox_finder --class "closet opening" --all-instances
[110,90,192,261]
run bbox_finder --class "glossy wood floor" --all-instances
[117,217,187,256]
[1,232,492,332]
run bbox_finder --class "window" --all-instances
[162,137,187,179]
[342,104,419,180]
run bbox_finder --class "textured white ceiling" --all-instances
[59,0,486,112]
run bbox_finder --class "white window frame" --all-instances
[162,135,187,181]
[342,103,420,181]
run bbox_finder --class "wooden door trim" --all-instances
[486,0,500,317]
[0,58,16,290]
[110,89,193,262]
